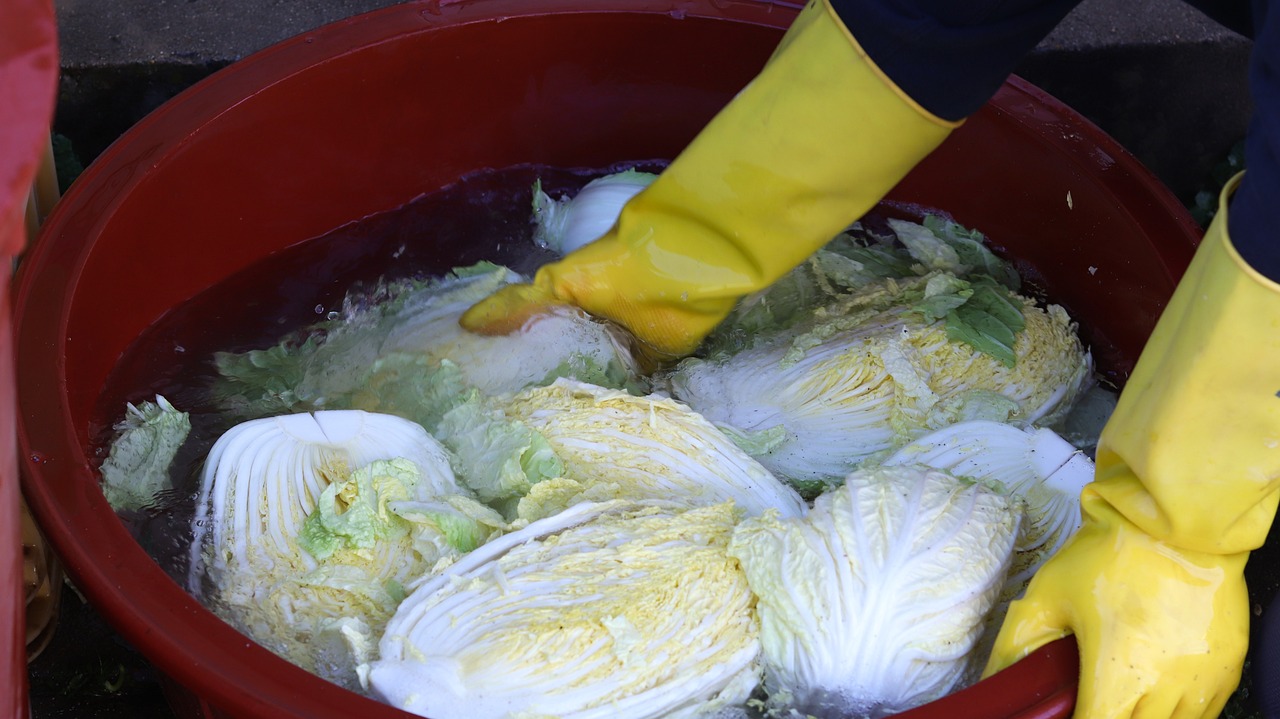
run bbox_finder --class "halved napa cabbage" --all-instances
[370,500,761,719]
[212,262,641,423]
[498,379,807,522]
[728,465,1021,717]
[663,272,1093,494]
[189,410,502,685]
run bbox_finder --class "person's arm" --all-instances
[464,2,1280,716]
[1234,4,1280,711]
[828,0,1077,121]
[982,173,1280,718]
[984,5,1280,717]
[461,0,1085,360]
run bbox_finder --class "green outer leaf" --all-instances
[826,232,917,279]
[536,354,640,393]
[944,279,1026,368]
[357,355,472,431]
[433,394,564,506]
[297,505,343,561]
[892,219,963,272]
[916,281,973,323]
[425,510,490,553]
[389,494,506,555]
[922,215,1022,290]
[717,424,790,456]
[967,276,1027,330]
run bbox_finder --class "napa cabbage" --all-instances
[497,379,807,522]
[727,465,1021,718]
[878,420,1093,593]
[188,410,504,684]
[369,500,761,719]
[875,421,1095,683]
[662,272,1093,493]
[211,262,640,421]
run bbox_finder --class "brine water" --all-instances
[88,162,660,584]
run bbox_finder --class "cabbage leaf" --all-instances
[99,395,191,512]
[705,215,1020,353]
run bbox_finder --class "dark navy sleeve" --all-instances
[1226,0,1280,282]
[826,0,1083,121]
[826,0,1277,281]
[1239,0,1280,681]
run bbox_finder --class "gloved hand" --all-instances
[460,0,958,360]
[983,175,1280,718]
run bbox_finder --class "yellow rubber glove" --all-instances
[460,0,958,361]
[984,174,1280,718]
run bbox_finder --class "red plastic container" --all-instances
[12,1,1200,718]
[1,2,58,718]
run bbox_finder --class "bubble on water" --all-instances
[327,311,339,321]
[314,304,325,314]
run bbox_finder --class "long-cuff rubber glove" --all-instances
[460,0,958,361]
[983,174,1280,718]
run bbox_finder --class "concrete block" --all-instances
[51,0,1254,204]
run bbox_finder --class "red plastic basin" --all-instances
[13,1,1200,718]
[2,1,59,718]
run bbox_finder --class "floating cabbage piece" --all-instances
[498,379,807,522]
[369,500,761,719]
[212,262,640,420]
[727,466,1021,718]
[99,395,191,512]
[664,273,1093,493]
[188,410,501,681]
[532,169,658,255]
